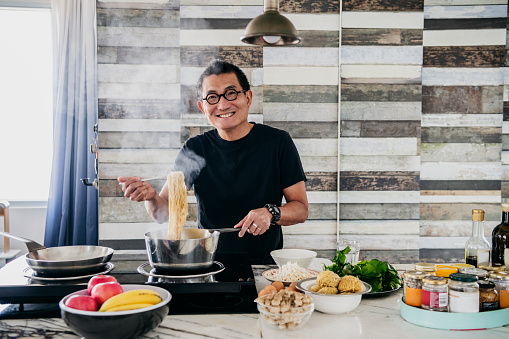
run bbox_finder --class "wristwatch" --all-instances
[264,204,281,225]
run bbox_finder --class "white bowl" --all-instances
[296,277,371,314]
[270,249,317,268]
[257,295,314,330]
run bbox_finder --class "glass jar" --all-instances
[449,273,479,313]
[422,276,448,311]
[478,281,499,311]
[415,262,435,273]
[403,270,429,307]
[459,267,488,280]
[488,271,509,308]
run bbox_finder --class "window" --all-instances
[0,7,53,201]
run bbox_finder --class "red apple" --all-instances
[87,275,118,295]
[65,295,98,311]
[91,282,123,306]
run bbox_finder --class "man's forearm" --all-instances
[279,201,308,226]
[145,194,169,224]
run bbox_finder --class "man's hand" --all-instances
[118,176,157,202]
[234,207,273,237]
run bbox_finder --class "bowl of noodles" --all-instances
[296,271,372,314]
[262,262,320,286]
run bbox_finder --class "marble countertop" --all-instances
[1,264,509,338]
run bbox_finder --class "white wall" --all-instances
[0,204,46,256]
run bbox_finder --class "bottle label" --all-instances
[481,301,499,312]
[505,249,509,266]
[477,250,489,264]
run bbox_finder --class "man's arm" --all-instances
[279,181,308,226]
[118,176,170,224]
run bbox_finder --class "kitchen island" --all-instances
[1,261,509,338]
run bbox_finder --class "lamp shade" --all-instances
[241,10,301,46]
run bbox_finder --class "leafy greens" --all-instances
[324,246,401,293]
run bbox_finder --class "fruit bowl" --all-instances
[59,284,171,339]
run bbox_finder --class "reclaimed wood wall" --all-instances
[96,0,509,264]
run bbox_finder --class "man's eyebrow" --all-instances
[205,85,238,95]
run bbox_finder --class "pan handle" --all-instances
[0,231,46,252]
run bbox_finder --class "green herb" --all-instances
[323,246,402,293]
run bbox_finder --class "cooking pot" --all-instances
[145,228,230,272]
[0,231,114,277]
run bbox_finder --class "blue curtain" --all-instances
[45,0,98,247]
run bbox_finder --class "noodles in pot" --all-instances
[167,171,188,240]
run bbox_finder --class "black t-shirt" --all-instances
[173,123,306,264]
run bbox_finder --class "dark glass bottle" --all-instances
[492,203,509,266]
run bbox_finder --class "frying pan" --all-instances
[0,231,114,277]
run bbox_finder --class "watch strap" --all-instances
[264,204,281,225]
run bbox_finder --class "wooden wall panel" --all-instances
[96,0,509,263]
[420,1,506,262]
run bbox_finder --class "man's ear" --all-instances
[197,100,206,115]
[246,90,253,110]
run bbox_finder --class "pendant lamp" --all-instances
[241,0,301,46]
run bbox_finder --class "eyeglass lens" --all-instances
[206,89,240,105]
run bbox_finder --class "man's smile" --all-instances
[217,112,235,118]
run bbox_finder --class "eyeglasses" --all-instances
[202,89,247,105]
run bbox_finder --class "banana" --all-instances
[104,303,156,312]
[98,289,163,312]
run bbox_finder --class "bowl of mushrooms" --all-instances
[296,271,371,314]
[256,289,314,330]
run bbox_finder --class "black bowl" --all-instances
[59,285,170,339]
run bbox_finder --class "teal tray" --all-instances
[400,298,509,330]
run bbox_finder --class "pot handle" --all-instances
[0,231,46,252]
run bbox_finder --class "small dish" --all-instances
[262,268,319,285]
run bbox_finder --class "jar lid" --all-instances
[414,262,435,272]
[435,265,458,277]
[488,271,509,281]
[450,263,474,269]
[403,270,430,279]
[478,263,507,272]
[423,276,447,285]
[459,267,488,277]
[449,273,477,282]
[478,281,496,289]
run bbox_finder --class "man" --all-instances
[119,59,308,264]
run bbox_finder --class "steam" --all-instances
[173,149,206,190]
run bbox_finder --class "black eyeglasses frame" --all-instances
[202,89,247,105]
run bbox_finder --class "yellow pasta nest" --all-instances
[337,275,363,293]
[316,270,341,288]
[317,286,339,294]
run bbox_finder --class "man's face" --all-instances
[197,72,252,135]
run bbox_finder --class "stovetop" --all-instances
[0,253,258,318]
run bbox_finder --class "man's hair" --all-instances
[196,59,250,99]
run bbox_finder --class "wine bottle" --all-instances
[492,203,509,266]
[465,209,490,267]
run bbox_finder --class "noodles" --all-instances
[167,171,188,240]
[271,262,316,282]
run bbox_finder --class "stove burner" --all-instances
[137,261,225,279]
[187,294,244,310]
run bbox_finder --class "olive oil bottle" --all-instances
[465,209,490,267]
[491,203,509,266]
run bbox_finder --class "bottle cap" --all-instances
[472,209,485,221]
[502,203,509,212]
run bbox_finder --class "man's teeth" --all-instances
[218,112,234,118]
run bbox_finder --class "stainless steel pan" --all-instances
[0,231,114,277]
